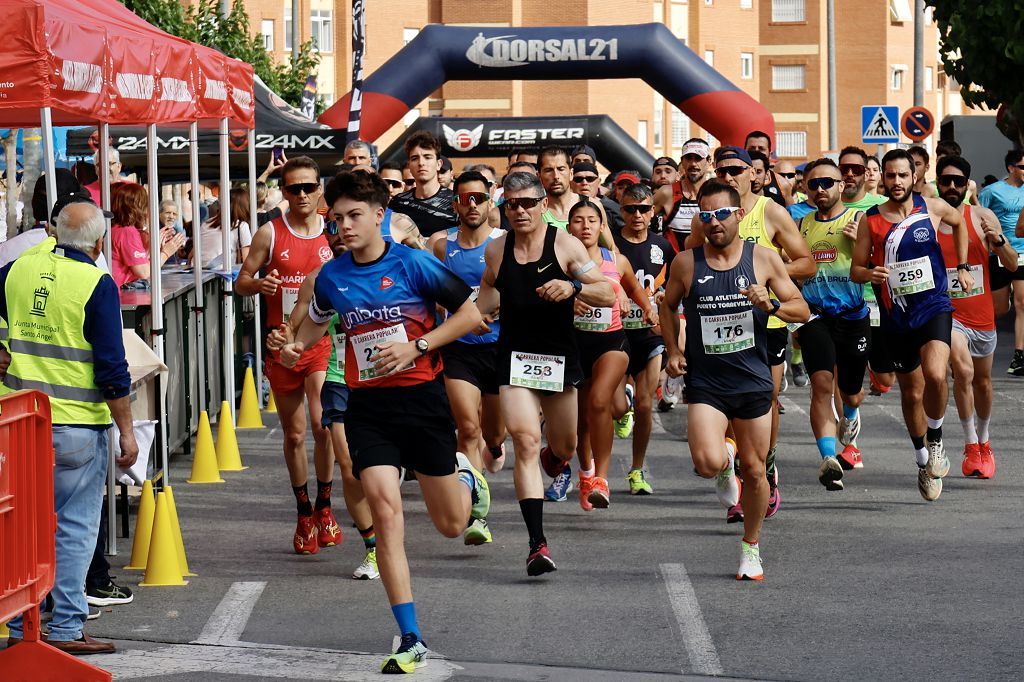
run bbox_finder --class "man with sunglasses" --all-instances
[538,147,580,231]
[795,159,871,488]
[935,155,1018,479]
[852,149,972,501]
[237,155,338,554]
[661,180,810,581]
[379,162,406,199]
[654,139,710,253]
[744,130,787,208]
[390,131,458,238]
[687,146,815,522]
[614,183,675,495]
[476,171,615,575]
[433,171,506,544]
[981,149,1024,376]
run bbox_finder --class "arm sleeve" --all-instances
[409,250,471,312]
[309,271,337,324]
[83,274,131,399]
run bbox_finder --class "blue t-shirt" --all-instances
[311,242,471,389]
[979,179,1024,252]
[788,200,816,223]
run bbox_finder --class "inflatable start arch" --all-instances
[320,23,774,147]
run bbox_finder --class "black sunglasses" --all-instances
[839,163,866,177]
[504,197,545,211]
[383,179,404,189]
[573,175,598,183]
[622,204,653,215]
[403,178,416,186]
[714,166,747,178]
[807,177,840,191]
[938,174,969,188]
[284,182,320,196]
[777,172,797,179]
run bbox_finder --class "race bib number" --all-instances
[622,297,655,330]
[510,352,565,392]
[867,300,880,327]
[888,257,935,296]
[700,311,755,355]
[1017,253,1024,268]
[945,265,984,299]
[332,332,346,373]
[786,314,817,334]
[573,305,612,332]
[281,287,299,322]
[469,285,480,303]
[350,325,414,381]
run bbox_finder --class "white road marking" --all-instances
[659,563,724,676]
[651,412,667,435]
[995,390,1024,406]
[876,403,906,428]
[195,581,266,645]
[779,396,807,416]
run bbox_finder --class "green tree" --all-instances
[927,1,1024,146]
[123,0,322,113]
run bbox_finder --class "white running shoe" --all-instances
[818,456,845,491]
[926,439,950,479]
[715,439,741,509]
[917,467,942,501]
[352,548,379,580]
[736,540,764,581]
[485,443,506,474]
[838,412,861,446]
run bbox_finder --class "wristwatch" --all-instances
[769,298,781,315]
[956,263,971,272]
[415,338,430,355]
[994,235,1007,247]
[570,280,583,296]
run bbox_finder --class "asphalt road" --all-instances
[37,325,1024,681]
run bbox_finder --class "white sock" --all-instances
[927,416,944,430]
[580,464,595,478]
[961,415,979,444]
[977,416,991,443]
[915,447,929,467]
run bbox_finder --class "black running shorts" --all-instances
[797,315,871,396]
[319,381,350,428]
[625,330,665,377]
[442,341,501,395]
[686,388,774,421]
[766,327,788,367]
[880,311,953,374]
[576,329,629,380]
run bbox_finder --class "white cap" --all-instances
[681,141,710,159]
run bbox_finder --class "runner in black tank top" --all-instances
[660,179,809,582]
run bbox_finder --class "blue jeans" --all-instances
[9,426,108,642]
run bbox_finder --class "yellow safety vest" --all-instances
[739,196,787,329]
[3,237,111,425]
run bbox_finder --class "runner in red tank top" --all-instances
[935,156,1019,480]
[236,156,338,555]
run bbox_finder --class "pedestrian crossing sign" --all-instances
[861,106,900,144]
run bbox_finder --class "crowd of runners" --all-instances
[236,130,1022,674]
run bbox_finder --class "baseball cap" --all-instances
[615,171,641,186]
[571,144,597,162]
[51,190,112,224]
[681,140,711,159]
[572,161,599,176]
[440,156,453,173]
[714,146,753,166]
[653,156,678,170]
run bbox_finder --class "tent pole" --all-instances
[39,108,57,214]
[147,124,169,484]
[247,128,263,406]
[99,123,112,264]
[190,122,207,414]
[219,118,236,420]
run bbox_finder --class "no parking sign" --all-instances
[901,107,934,142]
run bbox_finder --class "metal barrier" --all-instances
[0,390,110,681]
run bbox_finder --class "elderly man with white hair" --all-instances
[84,147,122,205]
[0,199,137,655]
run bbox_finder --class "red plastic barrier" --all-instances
[0,390,110,681]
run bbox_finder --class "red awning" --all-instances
[0,0,254,128]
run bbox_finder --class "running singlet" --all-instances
[541,211,568,231]
[494,226,580,390]
[381,208,394,243]
[663,181,699,252]
[683,241,773,395]
[739,196,786,330]
[265,213,331,329]
[444,228,503,344]
[799,208,868,319]
[325,314,346,385]
[613,231,674,333]
[310,242,471,389]
[937,206,994,331]
[389,187,458,237]
[845,194,888,323]
[865,193,952,331]
[574,248,623,332]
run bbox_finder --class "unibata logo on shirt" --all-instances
[380,276,395,290]
[344,305,402,328]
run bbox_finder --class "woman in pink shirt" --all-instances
[110,183,184,288]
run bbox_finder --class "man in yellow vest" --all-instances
[1,199,137,655]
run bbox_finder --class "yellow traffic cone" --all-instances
[265,389,277,413]
[163,486,196,577]
[236,368,265,429]
[125,480,156,570]
[187,411,224,484]
[139,492,188,586]
[216,400,248,472]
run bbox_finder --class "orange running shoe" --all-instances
[578,475,595,511]
[316,506,342,547]
[294,514,319,555]
[588,476,610,508]
[978,442,995,479]
[837,444,864,470]
[961,443,983,478]
[869,369,890,396]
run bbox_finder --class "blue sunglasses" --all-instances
[698,207,740,223]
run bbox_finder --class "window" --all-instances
[638,120,649,148]
[671,107,690,148]
[925,66,934,91]
[704,50,714,66]
[776,131,807,158]
[771,0,806,22]
[311,9,333,52]
[653,99,663,148]
[403,28,419,46]
[740,0,753,8]
[771,64,805,90]
[741,52,754,80]
[889,0,912,22]
[260,19,274,51]
[891,65,907,91]
[284,9,292,51]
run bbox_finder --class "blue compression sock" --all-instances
[391,602,420,639]
[843,404,859,420]
[816,436,837,460]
